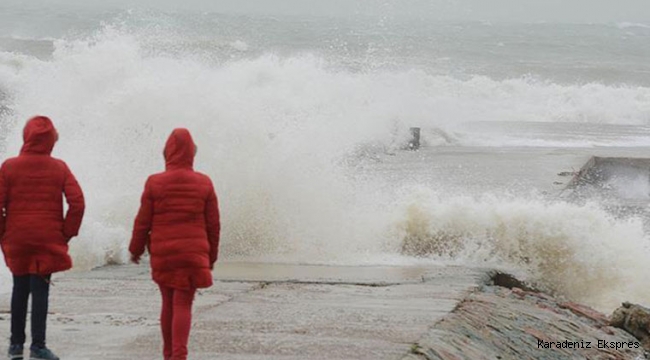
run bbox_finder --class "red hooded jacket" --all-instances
[129,128,220,290]
[0,116,85,275]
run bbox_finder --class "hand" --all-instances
[130,254,141,264]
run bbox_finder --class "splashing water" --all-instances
[394,188,650,311]
[0,26,650,312]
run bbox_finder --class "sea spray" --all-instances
[394,188,650,312]
[0,27,650,312]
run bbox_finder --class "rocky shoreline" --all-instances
[405,273,647,360]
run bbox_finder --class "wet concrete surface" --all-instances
[0,263,645,360]
[367,143,650,198]
[0,262,486,360]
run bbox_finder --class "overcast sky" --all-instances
[6,0,650,23]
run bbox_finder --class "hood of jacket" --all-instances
[20,116,58,155]
[164,128,196,170]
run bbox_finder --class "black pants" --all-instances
[10,274,51,348]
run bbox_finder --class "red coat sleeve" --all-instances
[0,163,7,240]
[205,181,220,265]
[62,163,85,240]
[130,178,154,258]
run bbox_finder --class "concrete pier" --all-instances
[0,262,487,360]
[0,262,643,359]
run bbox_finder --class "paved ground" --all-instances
[0,262,488,360]
[369,143,650,198]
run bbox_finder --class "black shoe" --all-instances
[7,344,23,360]
[28,347,59,360]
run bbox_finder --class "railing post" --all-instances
[408,127,420,150]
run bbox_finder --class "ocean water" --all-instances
[1,2,650,311]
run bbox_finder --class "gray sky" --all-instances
[7,0,650,23]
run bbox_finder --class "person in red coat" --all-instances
[0,116,85,360]
[129,128,220,360]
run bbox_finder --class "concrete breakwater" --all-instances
[0,262,645,359]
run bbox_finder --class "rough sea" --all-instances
[1,1,650,311]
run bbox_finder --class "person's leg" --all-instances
[30,275,51,350]
[159,284,174,360]
[10,275,30,347]
[171,288,195,360]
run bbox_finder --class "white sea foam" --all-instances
[617,22,650,30]
[394,188,650,311]
[0,28,650,311]
[230,40,249,52]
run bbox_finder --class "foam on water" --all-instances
[617,22,650,29]
[1,27,650,311]
[395,187,650,311]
